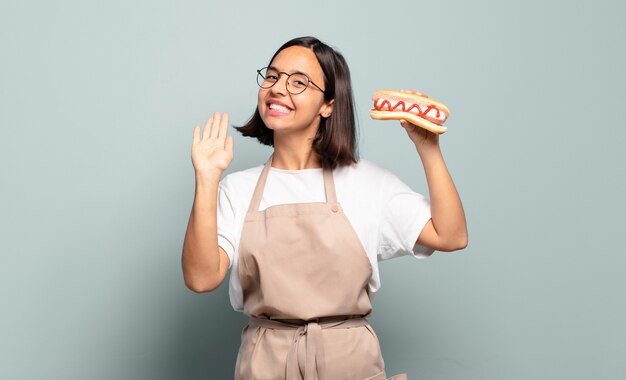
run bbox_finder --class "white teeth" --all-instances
[269,103,290,113]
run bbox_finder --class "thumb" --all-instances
[225,135,234,152]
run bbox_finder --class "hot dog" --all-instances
[369,90,450,134]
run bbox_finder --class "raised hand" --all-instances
[191,112,234,175]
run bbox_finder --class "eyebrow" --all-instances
[267,66,311,77]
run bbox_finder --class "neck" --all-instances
[272,131,321,170]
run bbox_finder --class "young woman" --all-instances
[182,36,467,380]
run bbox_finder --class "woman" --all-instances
[182,36,467,380]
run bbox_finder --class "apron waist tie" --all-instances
[249,316,369,380]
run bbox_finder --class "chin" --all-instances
[261,115,292,131]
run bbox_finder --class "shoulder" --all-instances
[220,165,264,196]
[332,158,400,202]
[223,164,264,182]
[340,158,416,199]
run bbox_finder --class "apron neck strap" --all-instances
[322,164,337,204]
[247,153,337,213]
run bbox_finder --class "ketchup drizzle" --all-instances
[375,99,441,119]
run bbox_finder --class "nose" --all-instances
[270,73,289,96]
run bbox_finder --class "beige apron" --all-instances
[234,154,408,380]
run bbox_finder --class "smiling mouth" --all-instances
[268,103,292,114]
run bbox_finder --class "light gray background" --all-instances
[1,0,625,379]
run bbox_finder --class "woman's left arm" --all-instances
[400,119,468,252]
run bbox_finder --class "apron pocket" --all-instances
[322,325,386,378]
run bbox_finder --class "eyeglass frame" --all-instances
[256,66,326,95]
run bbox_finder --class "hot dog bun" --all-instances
[369,89,450,135]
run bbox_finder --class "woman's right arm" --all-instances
[182,112,234,293]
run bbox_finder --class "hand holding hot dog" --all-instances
[369,89,450,155]
[399,118,440,156]
[192,112,234,176]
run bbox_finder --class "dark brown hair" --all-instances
[234,36,358,169]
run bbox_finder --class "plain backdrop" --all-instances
[1,0,625,379]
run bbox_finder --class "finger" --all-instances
[210,112,221,138]
[203,116,214,140]
[408,89,428,97]
[218,112,229,139]
[225,135,234,153]
[193,125,200,144]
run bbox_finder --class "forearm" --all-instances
[418,147,468,247]
[182,171,223,291]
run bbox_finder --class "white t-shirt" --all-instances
[217,158,434,312]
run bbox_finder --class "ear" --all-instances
[320,99,334,118]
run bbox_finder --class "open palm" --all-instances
[191,112,234,174]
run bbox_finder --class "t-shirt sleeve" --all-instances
[377,171,435,261]
[217,177,236,270]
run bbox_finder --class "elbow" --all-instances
[448,226,469,251]
[181,249,226,293]
[455,236,469,251]
[183,272,221,293]
[189,286,214,293]
[185,279,218,293]
[452,234,469,251]
[439,234,468,252]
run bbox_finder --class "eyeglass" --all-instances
[256,67,325,95]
